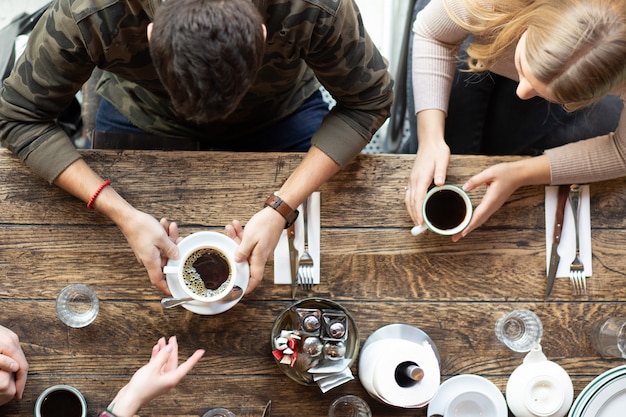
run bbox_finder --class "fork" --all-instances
[297,197,314,290]
[568,184,586,295]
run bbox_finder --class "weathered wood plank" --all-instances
[1,226,626,301]
[2,150,625,229]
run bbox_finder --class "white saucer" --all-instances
[569,365,626,417]
[165,231,249,315]
[427,374,508,417]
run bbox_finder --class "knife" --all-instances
[545,184,570,300]
[287,222,299,299]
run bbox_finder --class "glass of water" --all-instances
[202,409,236,417]
[328,395,372,417]
[495,309,543,352]
[56,284,99,328]
[590,317,626,359]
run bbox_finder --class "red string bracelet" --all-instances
[87,180,111,210]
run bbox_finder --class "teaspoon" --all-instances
[160,286,243,309]
[160,296,194,309]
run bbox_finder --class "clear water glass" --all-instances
[56,284,99,328]
[495,309,543,352]
[202,409,236,417]
[328,395,372,417]
[590,317,626,359]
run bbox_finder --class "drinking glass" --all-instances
[202,408,236,417]
[590,317,626,359]
[495,309,543,352]
[328,395,372,417]
[56,284,99,328]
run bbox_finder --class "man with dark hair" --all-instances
[149,0,266,124]
[0,0,393,294]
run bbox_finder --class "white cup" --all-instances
[164,244,236,302]
[163,232,248,304]
[445,391,497,417]
[410,185,473,236]
[202,408,236,417]
[35,385,87,417]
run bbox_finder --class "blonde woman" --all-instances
[406,0,626,240]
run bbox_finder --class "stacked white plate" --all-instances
[569,365,626,417]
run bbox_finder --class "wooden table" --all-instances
[1,149,625,417]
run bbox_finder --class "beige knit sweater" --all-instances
[412,0,626,184]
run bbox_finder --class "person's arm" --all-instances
[226,0,393,292]
[406,0,472,228]
[102,336,204,417]
[53,159,180,294]
[1,4,180,294]
[226,146,340,293]
[457,155,551,241]
[304,0,394,168]
[0,2,96,183]
[405,109,449,226]
[0,326,28,404]
[544,96,626,184]
[452,88,626,241]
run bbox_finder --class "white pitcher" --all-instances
[506,344,573,417]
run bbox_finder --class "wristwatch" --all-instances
[264,193,299,228]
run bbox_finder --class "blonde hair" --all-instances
[445,0,626,110]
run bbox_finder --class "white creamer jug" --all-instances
[506,344,573,417]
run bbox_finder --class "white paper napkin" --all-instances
[315,367,354,393]
[273,192,320,284]
[545,185,592,277]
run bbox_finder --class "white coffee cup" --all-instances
[163,232,248,304]
[35,385,87,417]
[445,391,498,417]
[410,184,473,236]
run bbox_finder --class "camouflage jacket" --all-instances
[0,0,393,183]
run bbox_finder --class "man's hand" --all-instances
[0,326,28,404]
[118,211,181,294]
[225,207,286,293]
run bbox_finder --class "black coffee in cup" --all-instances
[38,388,84,417]
[424,189,467,230]
[183,248,232,297]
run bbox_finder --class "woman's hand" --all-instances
[108,336,205,417]
[454,155,551,241]
[405,109,450,226]
[405,137,450,226]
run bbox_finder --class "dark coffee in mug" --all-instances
[182,247,232,297]
[40,389,83,417]
[424,189,467,230]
